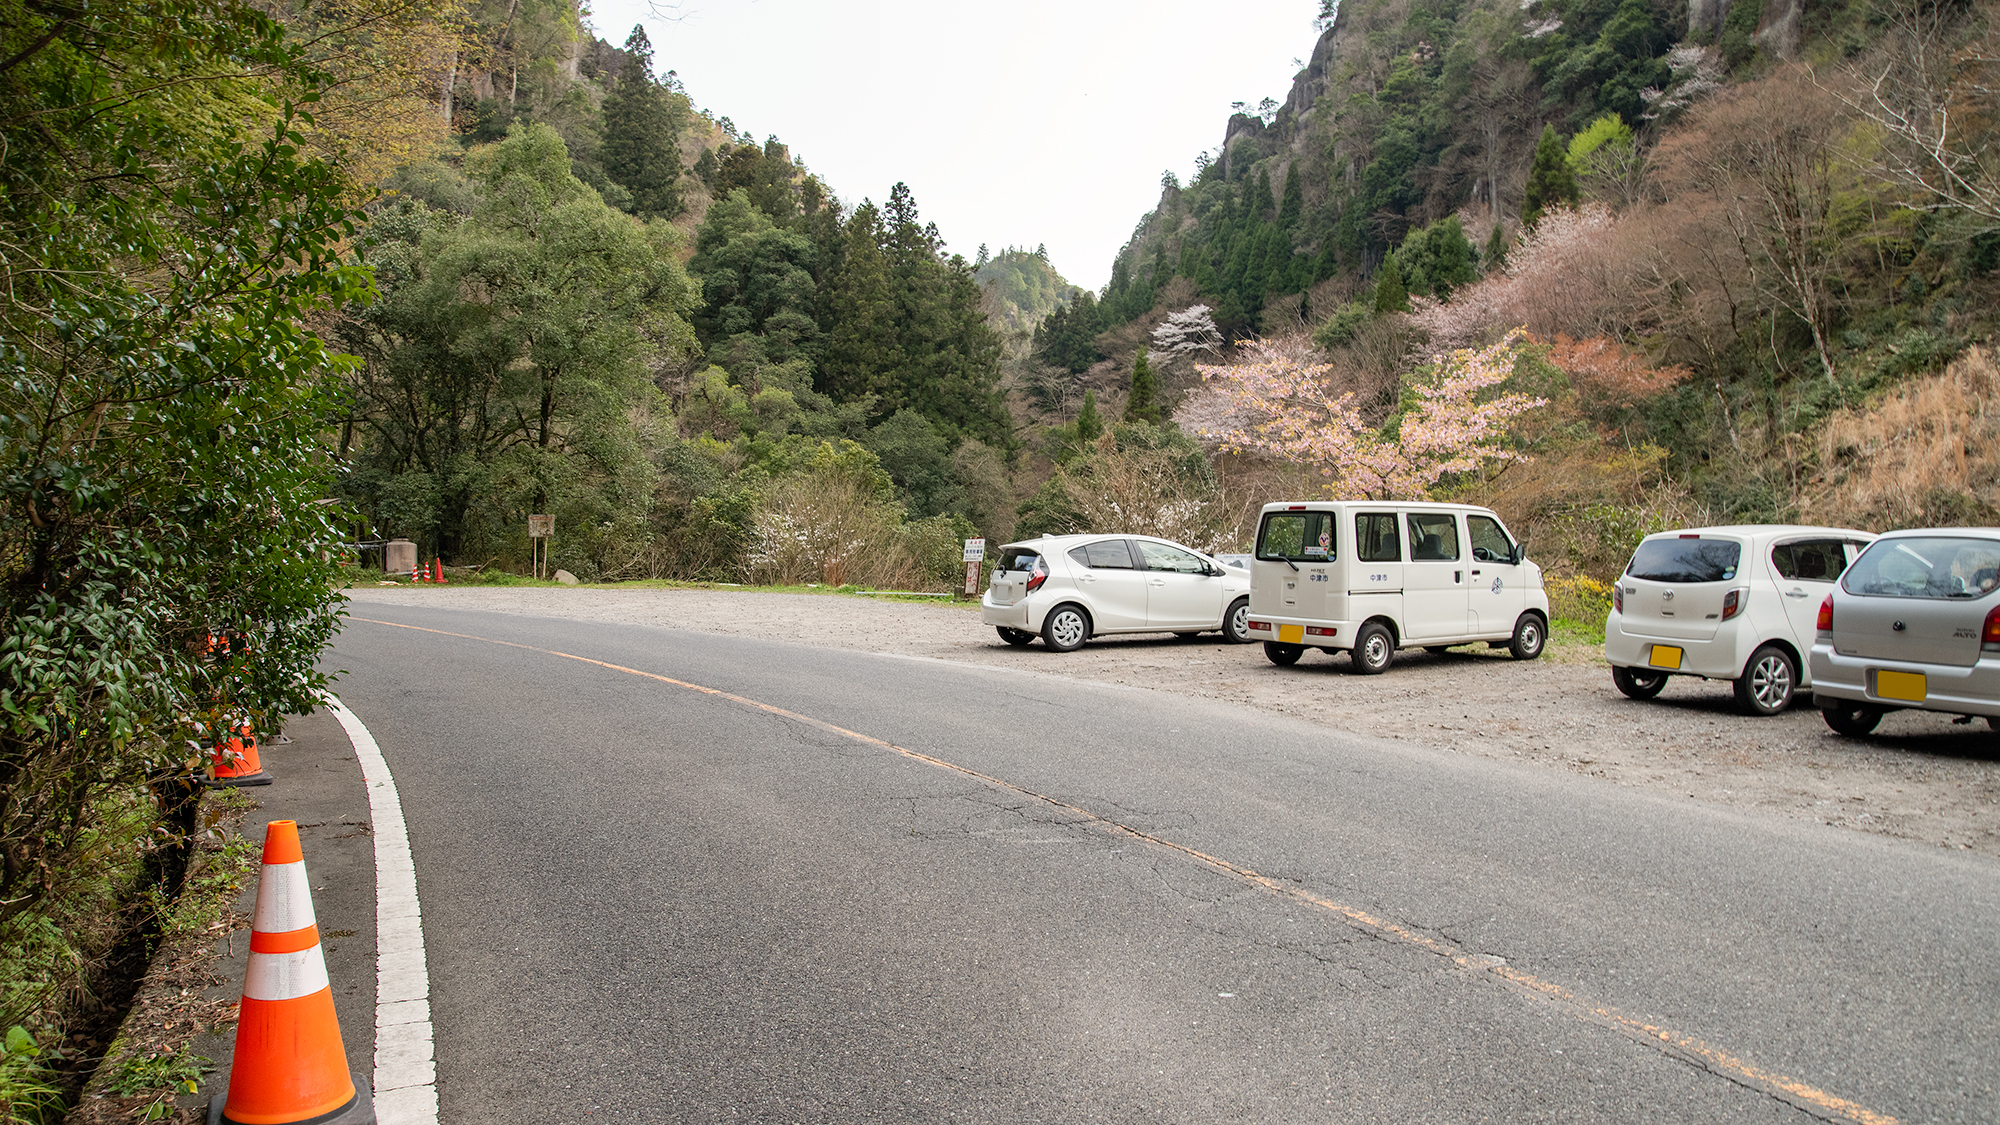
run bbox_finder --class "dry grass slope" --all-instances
[1804,347,2000,529]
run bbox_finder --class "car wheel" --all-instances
[1041,604,1090,652]
[1611,665,1669,700]
[1508,614,1546,661]
[1222,597,1251,644]
[1733,644,1797,716]
[1822,702,1885,737]
[1263,641,1304,666]
[1350,622,1394,675]
[996,626,1034,647]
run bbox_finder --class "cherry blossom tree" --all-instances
[1191,331,1547,499]
[1151,304,1225,359]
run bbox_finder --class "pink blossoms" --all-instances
[1191,329,1546,499]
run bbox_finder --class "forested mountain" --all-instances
[1065,0,2000,560]
[975,245,1077,348]
[330,16,1018,580]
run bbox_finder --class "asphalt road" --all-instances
[328,602,2000,1124]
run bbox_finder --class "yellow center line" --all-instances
[349,616,1899,1125]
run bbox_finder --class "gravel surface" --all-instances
[348,584,2000,858]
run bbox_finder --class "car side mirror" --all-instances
[1510,543,1527,566]
[1204,564,1223,577]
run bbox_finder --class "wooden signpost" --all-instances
[962,538,986,596]
[528,515,553,580]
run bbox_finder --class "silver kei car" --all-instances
[981,534,1252,651]
[1808,529,2000,735]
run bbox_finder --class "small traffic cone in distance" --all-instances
[207,722,273,788]
[433,557,444,584]
[213,820,373,1125]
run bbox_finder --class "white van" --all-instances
[1244,500,1550,673]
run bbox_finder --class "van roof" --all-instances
[1256,500,1499,514]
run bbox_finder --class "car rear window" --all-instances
[996,548,1041,572]
[1843,536,2000,599]
[1627,537,1742,583]
[1258,512,1336,562]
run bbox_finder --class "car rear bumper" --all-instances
[1242,613,1354,650]
[1605,614,1757,680]
[980,596,1032,630]
[1807,643,2000,716]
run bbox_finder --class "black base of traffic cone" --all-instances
[202,769,274,788]
[210,1082,374,1125]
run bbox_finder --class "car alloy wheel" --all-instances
[1042,604,1089,652]
[1734,644,1796,716]
[1612,665,1669,700]
[1350,622,1394,675]
[1223,597,1251,644]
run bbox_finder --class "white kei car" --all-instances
[1605,525,1875,715]
[981,534,1252,651]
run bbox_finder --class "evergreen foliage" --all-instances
[0,0,361,979]
[1373,255,1411,314]
[1393,217,1477,300]
[1125,348,1163,425]
[1076,390,1104,442]
[1522,124,1579,228]
[600,25,684,219]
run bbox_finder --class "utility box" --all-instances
[385,538,416,577]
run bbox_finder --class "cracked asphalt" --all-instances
[329,598,2000,1123]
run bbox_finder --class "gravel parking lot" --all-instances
[348,584,2000,857]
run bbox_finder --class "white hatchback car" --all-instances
[982,534,1252,651]
[1605,525,1875,715]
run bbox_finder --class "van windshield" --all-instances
[1627,538,1741,583]
[1258,512,1336,562]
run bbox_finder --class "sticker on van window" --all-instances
[1305,545,1326,556]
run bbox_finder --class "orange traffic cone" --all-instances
[211,820,373,1124]
[207,720,273,788]
[432,558,444,583]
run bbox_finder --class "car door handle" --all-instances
[1471,569,1482,576]
[1149,578,1167,587]
[1785,589,1810,598]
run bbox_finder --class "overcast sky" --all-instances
[583,0,1324,291]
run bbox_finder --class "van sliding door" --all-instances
[1403,512,1469,641]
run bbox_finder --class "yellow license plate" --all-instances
[1876,669,1927,702]
[1278,624,1304,644]
[1649,645,1684,670]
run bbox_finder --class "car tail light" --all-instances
[1247,620,1272,631]
[1306,626,1339,637]
[1984,605,2000,651]
[1613,585,1623,614]
[1817,595,1834,633]
[1025,561,1047,593]
[1721,589,1743,621]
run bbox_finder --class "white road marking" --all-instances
[327,696,440,1125]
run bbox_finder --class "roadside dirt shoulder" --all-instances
[348,586,2000,858]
